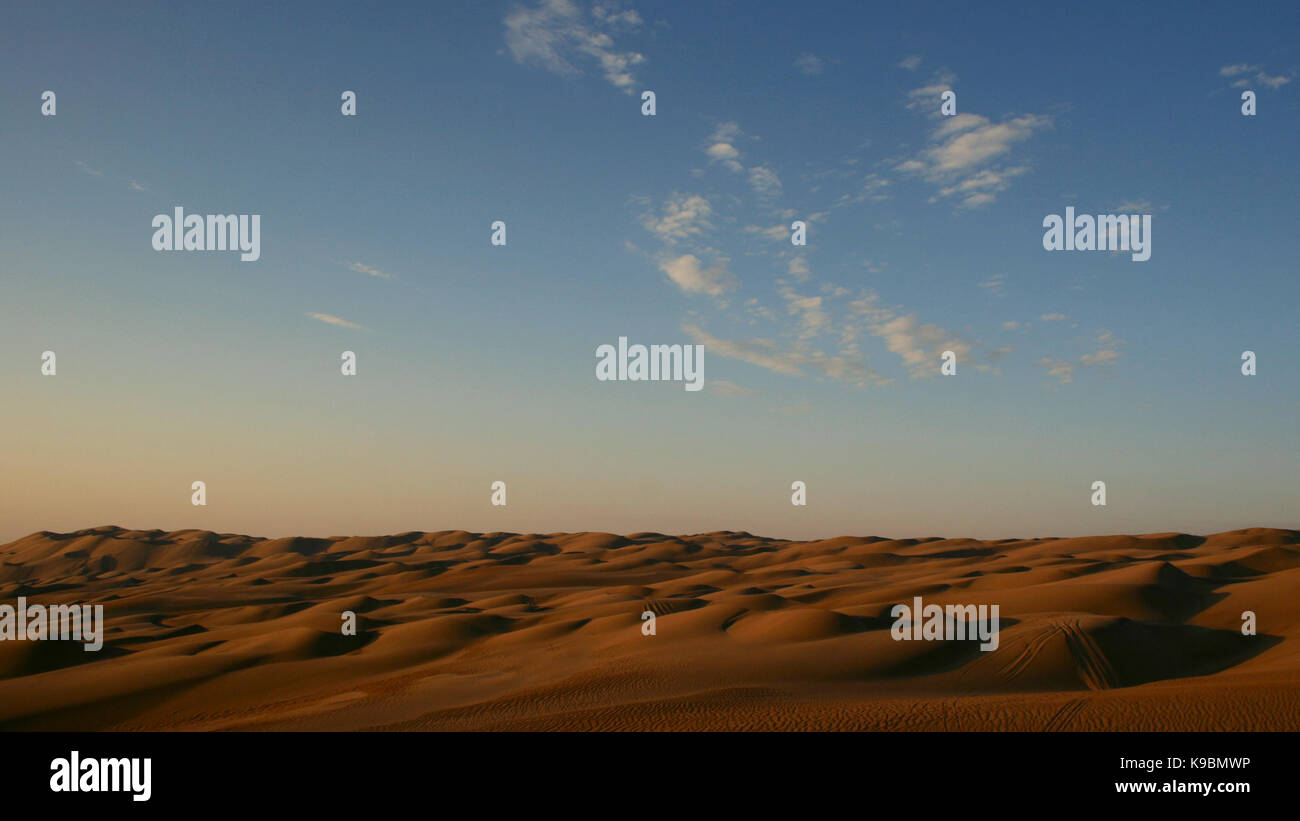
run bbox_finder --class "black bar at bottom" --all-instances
[2,731,1287,811]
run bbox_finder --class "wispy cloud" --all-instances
[642,193,713,243]
[75,160,102,177]
[307,312,366,330]
[346,261,396,280]
[778,284,831,339]
[897,55,922,71]
[745,223,789,242]
[504,0,646,93]
[635,119,987,391]
[854,297,973,379]
[980,274,1007,295]
[1112,199,1152,213]
[1081,330,1122,366]
[1220,63,1256,77]
[830,173,891,208]
[710,380,757,398]
[658,254,736,296]
[898,81,1051,208]
[1035,357,1075,383]
[704,121,746,173]
[928,110,1047,170]
[684,324,803,376]
[1035,329,1123,384]
[1257,70,1294,90]
[905,69,956,111]
[794,53,825,75]
[1219,62,1294,90]
[701,121,782,195]
[684,323,885,386]
[748,165,783,196]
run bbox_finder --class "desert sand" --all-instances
[0,525,1297,731]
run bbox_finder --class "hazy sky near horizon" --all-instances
[2,0,1298,543]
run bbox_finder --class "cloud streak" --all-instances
[1035,330,1123,383]
[347,261,396,280]
[505,0,646,93]
[307,312,367,330]
[898,79,1051,208]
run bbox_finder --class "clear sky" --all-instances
[2,0,1297,542]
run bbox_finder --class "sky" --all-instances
[1,0,1297,542]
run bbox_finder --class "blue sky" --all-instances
[2,0,1297,541]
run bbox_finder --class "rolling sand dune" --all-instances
[0,525,1297,730]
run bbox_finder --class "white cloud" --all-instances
[870,313,972,378]
[711,121,742,142]
[1219,63,1294,91]
[1112,199,1152,213]
[1220,63,1257,77]
[642,193,713,242]
[701,122,781,196]
[745,224,789,242]
[659,254,736,296]
[704,121,746,172]
[1257,71,1294,89]
[1040,313,1066,321]
[934,166,1027,209]
[1081,330,1122,366]
[307,312,366,330]
[779,285,831,339]
[347,261,396,280]
[684,324,803,376]
[831,172,892,208]
[1035,329,1123,383]
[504,0,646,93]
[590,3,642,27]
[905,70,956,110]
[898,55,922,70]
[744,298,778,323]
[794,53,825,75]
[898,95,1051,208]
[980,274,1006,295]
[925,114,1049,174]
[711,380,757,398]
[1035,357,1075,383]
[906,84,955,109]
[684,324,884,386]
[748,165,782,196]
[706,141,742,169]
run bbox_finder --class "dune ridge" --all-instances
[0,525,1297,731]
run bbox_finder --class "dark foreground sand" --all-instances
[1,525,1297,730]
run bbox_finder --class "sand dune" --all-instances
[0,525,1297,730]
